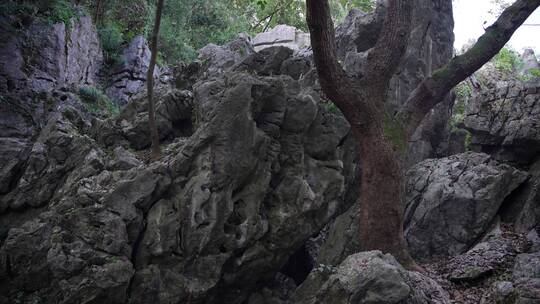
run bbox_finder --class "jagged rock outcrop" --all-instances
[93,89,194,149]
[105,35,170,106]
[511,252,540,303]
[520,48,540,75]
[500,157,540,235]
[0,16,102,94]
[293,251,451,304]
[404,152,528,259]
[0,15,103,199]
[198,33,255,77]
[128,71,352,303]
[3,1,538,303]
[464,81,540,164]
[0,45,356,303]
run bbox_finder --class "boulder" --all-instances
[405,152,528,259]
[448,238,517,282]
[293,251,450,304]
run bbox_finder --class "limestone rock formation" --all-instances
[520,48,540,76]
[511,252,540,303]
[0,45,356,303]
[315,152,528,265]
[0,16,102,94]
[464,81,540,164]
[252,25,310,52]
[105,35,170,106]
[404,152,528,259]
[293,251,451,304]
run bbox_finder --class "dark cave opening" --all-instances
[279,244,313,286]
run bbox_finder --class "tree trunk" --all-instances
[147,0,165,160]
[353,126,417,268]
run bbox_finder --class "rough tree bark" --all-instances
[147,0,165,160]
[306,0,540,269]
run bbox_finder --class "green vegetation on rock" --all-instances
[78,86,119,117]
[491,47,522,74]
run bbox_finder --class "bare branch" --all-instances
[398,0,540,140]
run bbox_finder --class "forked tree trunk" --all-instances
[306,0,540,270]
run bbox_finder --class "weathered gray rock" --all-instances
[512,252,540,303]
[0,16,102,94]
[480,281,517,304]
[405,152,528,259]
[520,48,540,76]
[128,72,351,303]
[502,158,540,233]
[0,93,96,213]
[0,97,170,302]
[293,251,450,304]
[1,62,353,304]
[0,16,103,198]
[317,152,529,266]
[335,6,386,58]
[464,81,540,164]
[94,88,194,149]
[253,25,310,53]
[247,273,297,304]
[198,33,255,77]
[448,237,517,282]
[108,146,142,171]
[105,35,166,106]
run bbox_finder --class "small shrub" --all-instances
[530,68,540,78]
[491,47,522,74]
[454,82,473,100]
[519,68,540,81]
[0,0,80,29]
[48,0,78,25]
[325,102,340,114]
[98,22,125,64]
[78,86,119,117]
[450,82,471,133]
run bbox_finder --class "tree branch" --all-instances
[398,0,540,140]
[306,0,413,129]
[306,0,369,126]
[362,0,412,93]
